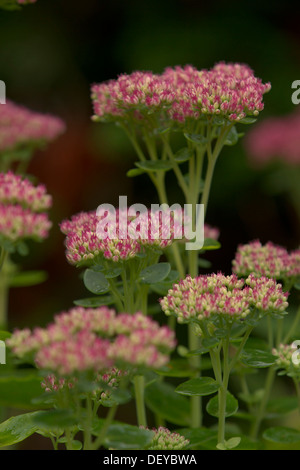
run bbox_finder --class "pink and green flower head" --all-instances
[91,62,271,129]
[60,207,205,266]
[245,109,300,166]
[0,100,65,154]
[7,306,176,376]
[232,240,300,287]
[142,426,189,450]
[0,171,52,245]
[160,272,288,328]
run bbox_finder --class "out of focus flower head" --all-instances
[245,110,300,166]
[0,99,65,155]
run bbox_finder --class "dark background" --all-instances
[1,0,300,448]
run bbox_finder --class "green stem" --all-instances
[250,366,276,439]
[218,336,230,445]
[133,374,147,427]
[91,405,118,450]
[83,394,94,450]
[283,305,300,344]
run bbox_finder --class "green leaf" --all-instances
[240,349,276,368]
[135,160,174,172]
[198,258,212,269]
[31,409,78,430]
[0,411,44,448]
[263,426,300,444]
[0,371,51,409]
[238,117,257,125]
[101,389,132,407]
[8,270,48,288]
[224,126,239,146]
[126,168,146,177]
[184,133,207,145]
[73,295,115,307]
[294,281,300,291]
[139,262,171,284]
[156,359,197,378]
[206,392,239,418]
[103,267,122,279]
[83,269,109,295]
[16,241,29,257]
[174,147,194,163]
[176,377,220,397]
[149,269,180,295]
[145,380,191,426]
[216,436,241,450]
[104,423,154,450]
[177,427,217,450]
[202,238,221,250]
[0,330,11,341]
[266,397,299,416]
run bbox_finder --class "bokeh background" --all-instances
[1,0,300,449]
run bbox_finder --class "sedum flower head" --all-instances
[0,171,52,244]
[160,272,288,325]
[60,207,195,266]
[91,62,270,127]
[143,426,189,450]
[232,240,300,284]
[0,171,51,211]
[272,343,300,381]
[0,100,65,154]
[245,110,300,166]
[7,306,176,376]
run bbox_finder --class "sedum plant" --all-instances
[1,60,300,451]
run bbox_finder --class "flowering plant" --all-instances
[0,59,300,452]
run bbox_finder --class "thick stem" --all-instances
[133,375,147,427]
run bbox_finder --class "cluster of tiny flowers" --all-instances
[232,240,300,282]
[91,62,270,126]
[160,272,288,324]
[272,343,300,380]
[61,209,141,264]
[94,367,126,403]
[0,171,52,211]
[245,110,300,166]
[0,171,52,243]
[0,100,65,154]
[60,208,219,265]
[7,306,176,376]
[41,374,74,393]
[142,427,189,450]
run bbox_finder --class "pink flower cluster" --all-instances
[232,240,300,282]
[0,171,51,211]
[245,110,300,166]
[0,100,65,154]
[160,272,288,324]
[60,208,219,265]
[0,171,52,243]
[7,306,176,375]
[91,62,270,125]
